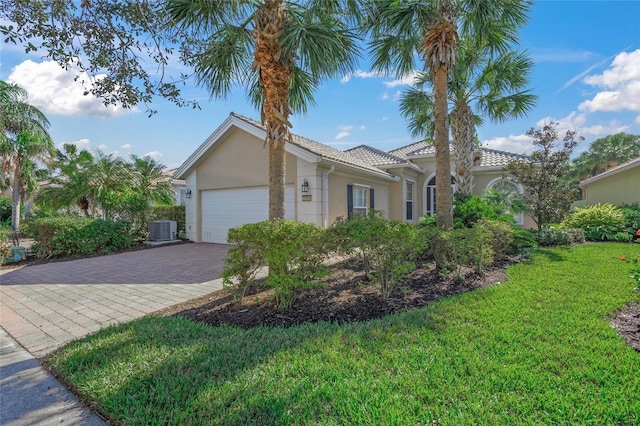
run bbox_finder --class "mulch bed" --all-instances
[611,303,640,352]
[157,258,511,329]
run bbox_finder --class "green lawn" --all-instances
[46,243,640,425]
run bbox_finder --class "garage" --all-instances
[201,186,295,243]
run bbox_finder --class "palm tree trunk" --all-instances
[254,0,292,221]
[433,65,453,229]
[451,103,475,195]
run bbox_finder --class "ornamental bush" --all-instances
[620,202,640,232]
[426,227,493,276]
[329,212,427,299]
[475,219,514,261]
[561,203,626,241]
[223,220,329,309]
[534,226,585,246]
[29,216,133,258]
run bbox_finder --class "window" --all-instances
[425,175,456,216]
[348,185,374,216]
[353,186,367,216]
[405,180,414,221]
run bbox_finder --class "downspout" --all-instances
[322,166,335,227]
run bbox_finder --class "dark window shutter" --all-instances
[347,184,353,216]
[369,188,375,209]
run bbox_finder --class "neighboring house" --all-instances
[163,169,187,205]
[175,113,534,244]
[573,156,640,208]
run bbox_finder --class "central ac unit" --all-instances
[149,220,177,241]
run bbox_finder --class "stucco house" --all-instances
[573,156,640,208]
[175,113,534,244]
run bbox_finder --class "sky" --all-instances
[1,1,639,171]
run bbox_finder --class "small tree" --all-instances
[505,122,582,229]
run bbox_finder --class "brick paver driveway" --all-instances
[0,243,229,357]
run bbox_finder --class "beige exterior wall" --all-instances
[195,128,297,190]
[327,171,391,225]
[580,166,640,206]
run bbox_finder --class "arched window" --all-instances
[486,177,524,225]
[425,175,457,216]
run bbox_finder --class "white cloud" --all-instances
[335,131,350,140]
[341,69,384,83]
[121,144,132,150]
[383,71,418,88]
[482,134,534,155]
[144,151,163,160]
[338,125,353,131]
[359,125,366,130]
[57,138,92,152]
[635,116,640,124]
[381,92,389,100]
[97,144,108,151]
[7,59,137,117]
[536,111,629,138]
[579,49,640,112]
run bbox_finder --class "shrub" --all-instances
[0,197,11,223]
[427,227,494,276]
[475,219,514,261]
[223,223,269,301]
[29,216,133,258]
[620,202,640,232]
[453,193,500,228]
[329,212,426,299]
[417,214,437,228]
[511,228,537,253]
[534,226,585,246]
[222,220,329,309]
[561,203,626,241]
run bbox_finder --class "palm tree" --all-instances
[0,81,54,234]
[129,154,175,207]
[400,39,537,195]
[166,0,360,220]
[39,146,130,219]
[366,0,531,228]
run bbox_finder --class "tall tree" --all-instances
[1,0,361,221]
[505,122,583,229]
[167,0,359,220]
[366,0,531,228]
[39,145,129,218]
[0,81,54,234]
[569,132,640,180]
[400,39,537,195]
[129,154,175,207]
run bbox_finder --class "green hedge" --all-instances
[224,220,329,309]
[29,216,134,259]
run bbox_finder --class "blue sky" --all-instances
[1,1,639,170]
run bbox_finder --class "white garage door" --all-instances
[201,186,295,243]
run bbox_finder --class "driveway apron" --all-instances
[0,243,229,358]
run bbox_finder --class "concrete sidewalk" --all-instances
[0,243,229,425]
[0,327,106,425]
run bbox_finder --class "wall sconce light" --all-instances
[185,188,192,199]
[301,179,309,193]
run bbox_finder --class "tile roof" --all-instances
[345,145,407,166]
[390,140,529,167]
[230,113,395,178]
[389,140,434,158]
[229,113,528,174]
[478,148,529,167]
